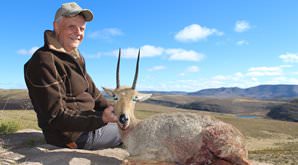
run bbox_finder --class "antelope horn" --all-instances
[116,48,121,89]
[132,49,140,89]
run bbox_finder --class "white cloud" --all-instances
[175,24,223,42]
[235,20,251,32]
[140,63,297,91]
[115,45,164,58]
[166,48,204,61]
[179,66,200,76]
[186,66,199,72]
[90,45,204,62]
[234,72,244,77]
[88,28,123,39]
[17,47,39,55]
[117,48,138,58]
[279,52,298,63]
[279,64,293,68]
[139,69,298,92]
[148,65,166,71]
[265,76,298,85]
[236,40,249,46]
[141,45,164,57]
[246,66,283,77]
[212,75,228,81]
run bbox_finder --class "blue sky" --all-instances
[1,0,298,92]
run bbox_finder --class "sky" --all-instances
[1,0,298,92]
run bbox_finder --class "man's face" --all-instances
[54,15,86,52]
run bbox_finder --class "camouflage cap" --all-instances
[54,2,93,22]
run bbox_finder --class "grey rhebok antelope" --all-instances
[103,49,251,165]
[103,48,151,131]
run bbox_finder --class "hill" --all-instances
[0,89,32,110]
[146,94,285,116]
[189,84,298,100]
[267,99,298,122]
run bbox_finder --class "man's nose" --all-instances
[119,114,128,124]
[73,27,82,35]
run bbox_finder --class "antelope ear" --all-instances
[136,93,152,102]
[102,87,114,97]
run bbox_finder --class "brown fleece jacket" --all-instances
[24,30,109,147]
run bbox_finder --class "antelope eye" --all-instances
[132,96,138,102]
[113,94,119,101]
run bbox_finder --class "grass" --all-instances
[1,105,298,164]
[216,115,298,138]
[249,147,298,165]
[0,121,19,134]
[0,110,39,132]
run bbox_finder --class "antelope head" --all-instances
[103,49,152,130]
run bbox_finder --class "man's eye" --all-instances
[68,25,76,30]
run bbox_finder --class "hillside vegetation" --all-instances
[0,89,32,110]
[147,94,286,116]
[267,103,298,122]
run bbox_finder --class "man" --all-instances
[24,2,121,149]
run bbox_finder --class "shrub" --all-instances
[0,121,20,134]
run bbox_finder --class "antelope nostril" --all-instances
[119,114,128,124]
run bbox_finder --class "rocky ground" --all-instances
[0,129,130,165]
[0,129,279,165]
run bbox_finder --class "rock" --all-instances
[0,127,274,165]
[0,129,129,165]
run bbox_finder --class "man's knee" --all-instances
[84,123,121,150]
[101,123,122,146]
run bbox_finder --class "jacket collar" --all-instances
[44,30,80,59]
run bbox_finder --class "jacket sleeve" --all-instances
[24,52,105,132]
[85,73,109,111]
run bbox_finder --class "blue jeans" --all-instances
[76,123,122,150]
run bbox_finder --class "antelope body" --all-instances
[103,49,251,165]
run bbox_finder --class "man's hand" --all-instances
[102,105,118,123]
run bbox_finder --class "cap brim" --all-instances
[80,9,93,22]
[65,9,93,22]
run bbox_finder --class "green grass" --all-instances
[0,107,171,133]
[0,110,39,132]
[0,121,19,134]
[249,147,298,165]
[216,115,298,138]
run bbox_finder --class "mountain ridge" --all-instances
[188,84,298,100]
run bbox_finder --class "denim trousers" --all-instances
[76,123,122,150]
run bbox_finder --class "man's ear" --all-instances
[136,93,152,102]
[53,21,60,34]
[102,87,114,97]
